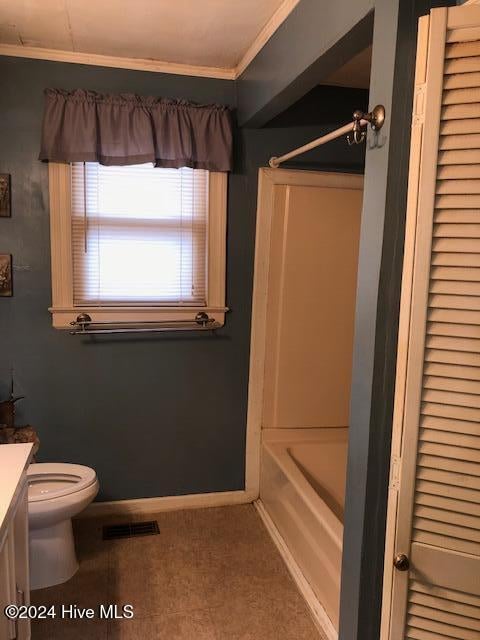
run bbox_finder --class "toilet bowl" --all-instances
[27,463,99,590]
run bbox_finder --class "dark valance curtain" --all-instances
[39,89,233,171]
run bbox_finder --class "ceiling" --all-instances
[0,0,301,77]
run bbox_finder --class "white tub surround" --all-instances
[260,428,348,633]
[0,443,33,640]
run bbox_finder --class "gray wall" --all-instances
[0,56,361,501]
[339,1,400,637]
[236,0,374,126]
[0,57,245,502]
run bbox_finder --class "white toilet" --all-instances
[27,463,99,590]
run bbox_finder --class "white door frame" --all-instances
[244,167,364,497]
[379,12,434,637]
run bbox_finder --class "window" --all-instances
[48,163,227,329]
[72,163,208,306]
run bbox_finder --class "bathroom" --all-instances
[1,1,479,639]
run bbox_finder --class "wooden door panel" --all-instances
[381,6,480,639]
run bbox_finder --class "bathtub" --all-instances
[260,427,348,631]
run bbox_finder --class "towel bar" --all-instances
[69,312,221,335]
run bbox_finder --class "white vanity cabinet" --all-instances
[0,444,33,640]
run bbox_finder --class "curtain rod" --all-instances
[269,105,385,168]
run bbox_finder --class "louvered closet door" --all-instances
[381,6,480,640]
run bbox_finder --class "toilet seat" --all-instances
[27,463,97,502]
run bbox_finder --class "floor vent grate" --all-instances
[102,520,160,540]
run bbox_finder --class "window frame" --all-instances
[48,162,228,329]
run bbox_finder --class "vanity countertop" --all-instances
[0,443,33,542]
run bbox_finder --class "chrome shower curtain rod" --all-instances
[268,105,386,168]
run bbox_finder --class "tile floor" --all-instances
[31,504,324,639]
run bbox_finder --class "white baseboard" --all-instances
[80,489,256,519]
[254,499,338,640]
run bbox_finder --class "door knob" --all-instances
[393,553,410,571]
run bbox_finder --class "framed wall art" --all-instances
[0,254,12,296]
[0,174,11,218]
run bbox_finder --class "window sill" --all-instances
[49,306,228,330]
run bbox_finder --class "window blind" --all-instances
[70,163,208,306]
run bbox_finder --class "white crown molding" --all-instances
[0,0,300,80]
[235,0,302,77]
[0,43,236,80]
